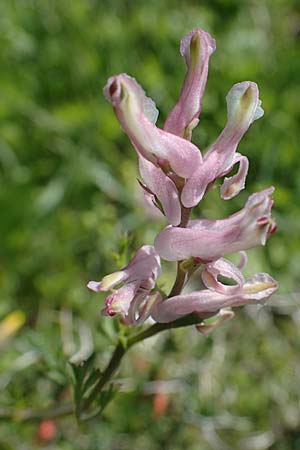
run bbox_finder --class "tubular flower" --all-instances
[155,187,276,262]
[87,245,162,325]
[164,28,216,139]
[104,73,202,178]
[151,258,278,323]
[181,81,264,207]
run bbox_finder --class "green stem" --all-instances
[167,205,192,297]
[168,261,187,297]
[128,314,201,347]
[83,314,201,412]
[180,206,192,228]
[0,403,74,423]
[0,315,201,424]
[2,204,197,423]
[83,342,125,411]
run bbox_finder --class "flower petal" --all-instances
[151,273,278,323]
[196,308,235,335]
[87,271,126,292]
[181,82,263,207]
[104,282,139,317]
[128,291,162,326]
[139,156,181,226]
[164,28,216,139]
[241,273,278,300]
[124,245,162,282]
[104,74,202,177]
[155,188,275,262]
[237,251,248,270]
[220,153,249,200]
[202,258,245,295]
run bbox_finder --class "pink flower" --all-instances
[87,245,161,325]
[138,155,181,226]
[104,74,202,178]
[155,187,276,262]
[164,28,216,139]
[181,81,264,207]
[151,257,278,323]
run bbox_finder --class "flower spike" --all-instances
[91,27,278,335]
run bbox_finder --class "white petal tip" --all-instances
[87,281,101,292]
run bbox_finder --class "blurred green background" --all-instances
[1,0,300,448]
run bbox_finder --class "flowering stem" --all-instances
[168,205,192,297]
[127,313,200,346]
[180,206,192,228]
[83,314,200,413]
[168,262,187,297]
[83,342,125,411]
[0,315,201,424]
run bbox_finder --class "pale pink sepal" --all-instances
[104,74,202,177]
[164,28,216,139]
[138,156,181,226]
[155,187,276,262]
[181,81,263,207]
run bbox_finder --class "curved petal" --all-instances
[124,245,162,282]
[181,158,215,207]
[202,258,245,294]
[220,153,249,200]
[128,291,162,326]
[237,251,248,270]
[139,156,181,226]
[104,74,202,177]
[151,272,278,323]
[104,282,139,317]
[196,308,235,335]
[181,82,263,207]
[164,28,216,138]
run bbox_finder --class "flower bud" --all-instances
[164,28,216,139]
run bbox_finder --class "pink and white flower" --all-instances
[138,156,181,226]
[181,81,264,207]
[155,187,276,262]
[151,258,278,323]
[104,74,202,178]
[95,28,278,331]
[87,245,161,325]
[164,28,216,139]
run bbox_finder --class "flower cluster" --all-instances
[88,28,278,330]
